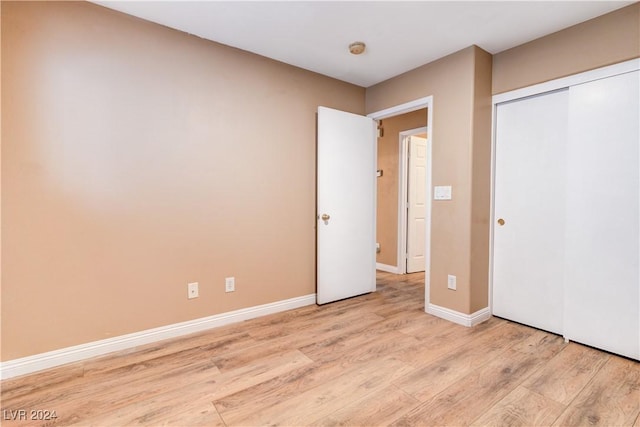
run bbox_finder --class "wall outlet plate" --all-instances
[225,277,235,293]
[188,282,199,299]
[447,275,456,290]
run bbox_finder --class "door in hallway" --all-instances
[406,135,427,273]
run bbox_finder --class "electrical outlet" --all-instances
[225,277,235,293]
[188,282,199,299]
[376,243,381,253]
[447,275,457,290]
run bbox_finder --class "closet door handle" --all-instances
[497,218,505,226]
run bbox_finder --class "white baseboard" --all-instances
[426,303,491,327]
[376,263,400,274]
[0,293,316,380]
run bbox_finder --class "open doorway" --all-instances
[368,96,433,312]
[315,98,432,307]
[372,107,429,276]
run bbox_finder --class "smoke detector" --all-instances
[349,42,366,55]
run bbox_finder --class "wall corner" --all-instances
[469,45,493,314]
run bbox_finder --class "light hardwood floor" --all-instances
[2,271,639,426]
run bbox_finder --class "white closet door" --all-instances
[493,90,569,334]
[563,71,640,360]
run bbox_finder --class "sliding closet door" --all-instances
[563,71,639,360]
[492,90,569,334]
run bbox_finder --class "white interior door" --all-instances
[492,90,569,335]
[407,136,427,273]
[563,71,639,360]
[317,106,376,305]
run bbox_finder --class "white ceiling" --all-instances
[94,1,634,87]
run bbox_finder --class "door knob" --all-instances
[321,214,330,221]
[497,218,505,226]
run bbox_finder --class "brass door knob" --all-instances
[321,214,331,221]
[497,218,505,226]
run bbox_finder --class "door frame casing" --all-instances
[368,96,433,311]
[398,127,429,275]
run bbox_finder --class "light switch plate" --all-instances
[434,186,452,200]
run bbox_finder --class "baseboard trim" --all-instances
[426,303,491,327]
[0,293,316,380]
[376,263,400,274]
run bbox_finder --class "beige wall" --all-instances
[493,3,640,94]
[1,1,364,361]
[367,46,493,315]
[470,50,493,313]
[376,109,427,267]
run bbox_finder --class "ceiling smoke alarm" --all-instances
[349,42,366,55]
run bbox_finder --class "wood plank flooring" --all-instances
[1,271,639,426]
